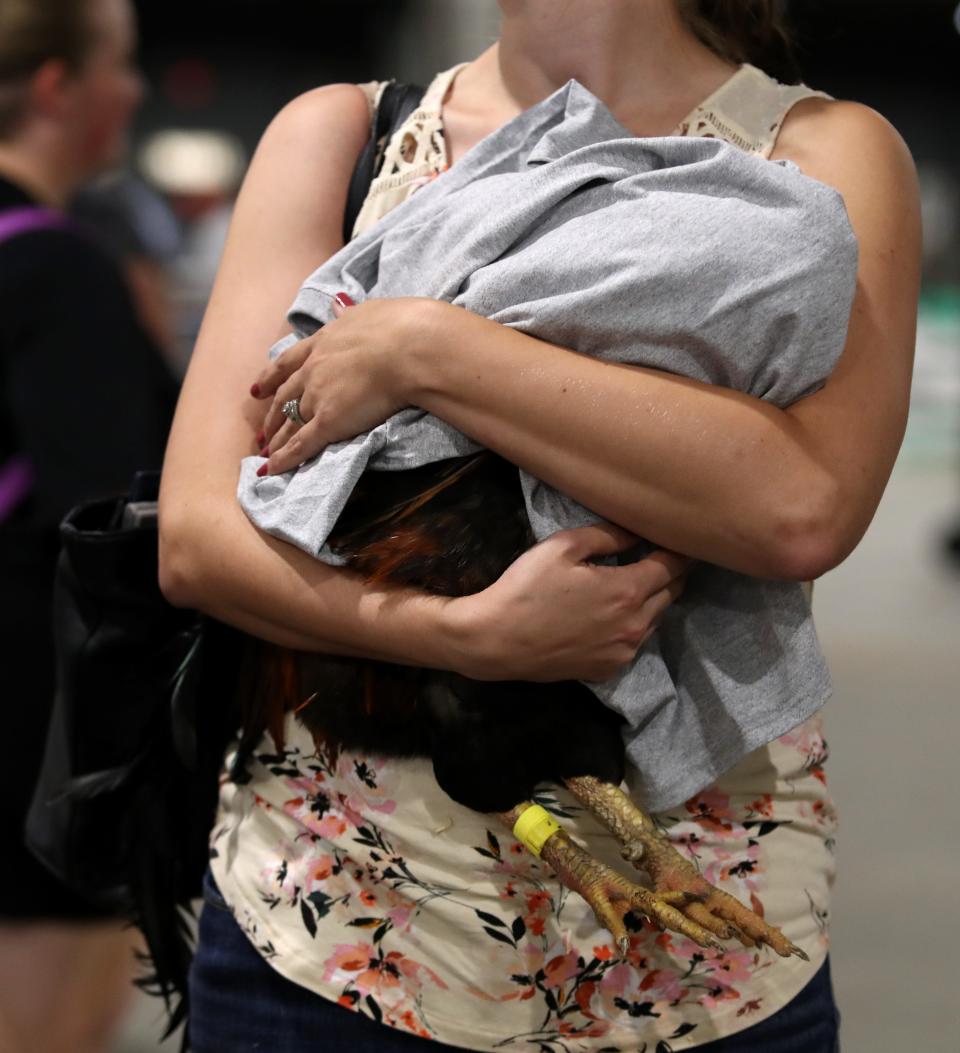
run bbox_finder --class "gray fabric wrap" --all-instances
[238,80,858,811]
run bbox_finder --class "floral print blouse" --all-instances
[210,62,838,1051]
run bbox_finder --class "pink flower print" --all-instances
[498,881,518,900]
[525,890,551,913]
[710,949,755,986]
[670,826,706,864]
[657,943,759,1009]
[332,753,399,821]
[526,916,546,937]
[335,795,369,830]
[283,776,322,799]
[638,968,685,1003]
[543,950,581,989]
[521,888,553,936]
[558,1019,611,1038]
[698,948,757,1008]
[596,962,634,1018]
[702,841,763,894]
[279,777,349,839]
[779,716,829,770]
[575,979,600,1019]
[336,788,397,826]
[289,804,347,841]
[396,1009,432,1039]
[685,788,736,830]
[653,929,676,953]
[778,715,822,753]
[387,905,413,932]
[798,794,838,831]
[395,954,447,992]
[489,851,547,885]
[747,794,774,819]
[322,944,447,1001]
[351,960,391,998]
[304,855,336,891]
[323,942,374,984]
[262,859,299,902]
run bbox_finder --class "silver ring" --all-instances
[281,398,306,426]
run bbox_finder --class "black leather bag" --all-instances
[25,470,243,1032]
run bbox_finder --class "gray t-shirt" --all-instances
[238,79,857,811]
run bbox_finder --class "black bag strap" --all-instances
[342,80,426,244]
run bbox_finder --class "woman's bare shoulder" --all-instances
[217,83,373,291]
[771,96,917,198]
[258,82,372,171]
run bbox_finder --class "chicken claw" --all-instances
[563,775,809,960]
[498,803,724,955]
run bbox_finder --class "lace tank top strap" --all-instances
[676,62,831,159]
[355,79,387,129]
[351,63,469,239]
[351,62,829,240]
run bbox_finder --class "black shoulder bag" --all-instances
[24,78,425,1044]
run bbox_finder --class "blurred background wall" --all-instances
[114,1,959,1049]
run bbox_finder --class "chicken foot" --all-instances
[562,775,808,960]
[497,802,725,955]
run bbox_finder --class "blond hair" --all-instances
[0,0,96,137]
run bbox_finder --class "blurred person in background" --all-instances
[0,1,177,1050]
[160,1,919,1050]
[72,168,183,374]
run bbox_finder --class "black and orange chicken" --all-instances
[238,451,806,959]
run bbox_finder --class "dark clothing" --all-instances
[0,174,178,919]
[189,869,841,1053]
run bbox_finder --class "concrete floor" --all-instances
[110,456,960,1051]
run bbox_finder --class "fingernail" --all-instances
[250,383,261,398]
[260,446,270,457]
[255,430,265,446]
[256,464,268,477]
[334,292,355,309]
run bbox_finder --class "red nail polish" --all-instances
[250,383,261,398]
[260,446,270,457]
[256,464,268,477]
[255,430,265,447]
[334,292,355,309]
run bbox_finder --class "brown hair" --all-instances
[0,0,97,137]
[678,0,801,85]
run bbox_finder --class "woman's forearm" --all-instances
[159,494,467,668]
[159,476,698,684]
[405,303,835,580]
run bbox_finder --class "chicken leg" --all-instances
[563,775,808,959]
[497,802,725,955]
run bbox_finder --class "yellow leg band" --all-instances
[513,804,561,857]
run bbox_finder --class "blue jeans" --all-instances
[189,870,840,1052]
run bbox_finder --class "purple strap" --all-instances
[0,206,70,522]
[0,206,70,241]
[0,455,34,521]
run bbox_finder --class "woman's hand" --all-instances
[250,293,430,475]
[443,523,692,683]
